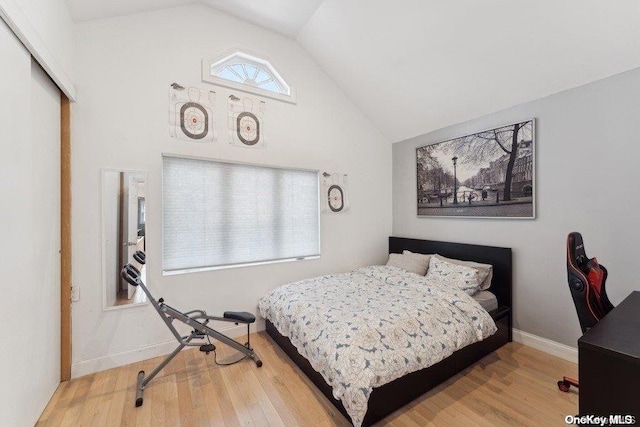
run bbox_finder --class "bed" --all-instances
[262,237,512,426]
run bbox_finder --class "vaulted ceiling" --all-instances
[65,0,640,142]
[64,0,324,36]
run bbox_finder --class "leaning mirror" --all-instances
[102,169,148,309]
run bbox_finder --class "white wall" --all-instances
[392,67,640,348]
[13,0,74,76]
[0,0,75,97]
[71,4,391,376]
[0,20,61,426]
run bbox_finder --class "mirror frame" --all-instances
[101,168,149,311]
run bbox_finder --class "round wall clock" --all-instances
[328,185,344,212]
[236,112,260,146]
[180,102,208,140]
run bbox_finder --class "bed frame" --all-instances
[265,236,512,426]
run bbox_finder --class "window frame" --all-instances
[161,154,320,275]
[202,48,297,104]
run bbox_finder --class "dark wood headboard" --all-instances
[389,236,512,310]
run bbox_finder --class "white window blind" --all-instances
[162,156,320,273]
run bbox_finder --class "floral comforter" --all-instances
[258,265,497,427]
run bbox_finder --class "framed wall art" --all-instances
[416,119,535,219]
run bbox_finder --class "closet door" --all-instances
[29,56,62,416]
[0,18,61,426]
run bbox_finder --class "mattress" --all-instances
[473,290,498,312]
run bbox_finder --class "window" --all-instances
[162,155,319,274]
[202,50,296,103]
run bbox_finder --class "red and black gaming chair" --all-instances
[557,232,615,392]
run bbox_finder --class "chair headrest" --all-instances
[567,232,588,271]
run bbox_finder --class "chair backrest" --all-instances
[566,232,615,333]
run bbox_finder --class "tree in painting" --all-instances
[416,120,534,218]
[448,121,530,201]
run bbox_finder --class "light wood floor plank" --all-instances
[58,369,96,426]
[120,361,143,427]
[196,354,226,427]
[36,379,69,426]
[38,333,579,426]
[90,361,119,427]
[164,374,180,426]
[76,368,111,426]
[184,348,210,427]
[104,358,133,427]
[175,349,197,427]
[148,360,167,427]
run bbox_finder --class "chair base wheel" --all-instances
[557,380,570,392]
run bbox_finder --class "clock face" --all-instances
[328,185,344,212]
[179,102,208,140]
[236,112,260,146]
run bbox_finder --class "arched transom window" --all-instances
[202,50,295,103]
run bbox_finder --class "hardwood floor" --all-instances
[37,332,578,426]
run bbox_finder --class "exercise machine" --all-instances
[120,251,262,407]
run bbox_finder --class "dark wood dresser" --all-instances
[578,291,640,418]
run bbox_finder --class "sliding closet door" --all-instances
[29,58,62,411]
[0,19,61,426]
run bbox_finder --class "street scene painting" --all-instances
[417,119,535,219]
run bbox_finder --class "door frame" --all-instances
[60,94,71,381]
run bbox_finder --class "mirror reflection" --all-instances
[103,170,148,309]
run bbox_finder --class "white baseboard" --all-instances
[71,319,266,378]
[72,322,576,378]
[512,328,578,364]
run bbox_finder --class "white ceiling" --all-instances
[65,0,640,142]
[203,0,324,38]
[298,0,640,142]
[65,0,197,23]
[65,0,324,37]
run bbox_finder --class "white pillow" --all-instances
[426,256,482,295]
[402,250,432,274]
[386,253,428,275]
[432,254,493,290]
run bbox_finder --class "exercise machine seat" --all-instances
[223,311,256,324]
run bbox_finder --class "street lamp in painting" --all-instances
[452,156,458,204]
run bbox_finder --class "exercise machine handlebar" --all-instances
[133,251,146,265]
[121,264,141,287]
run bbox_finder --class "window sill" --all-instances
[162,255,320,276]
